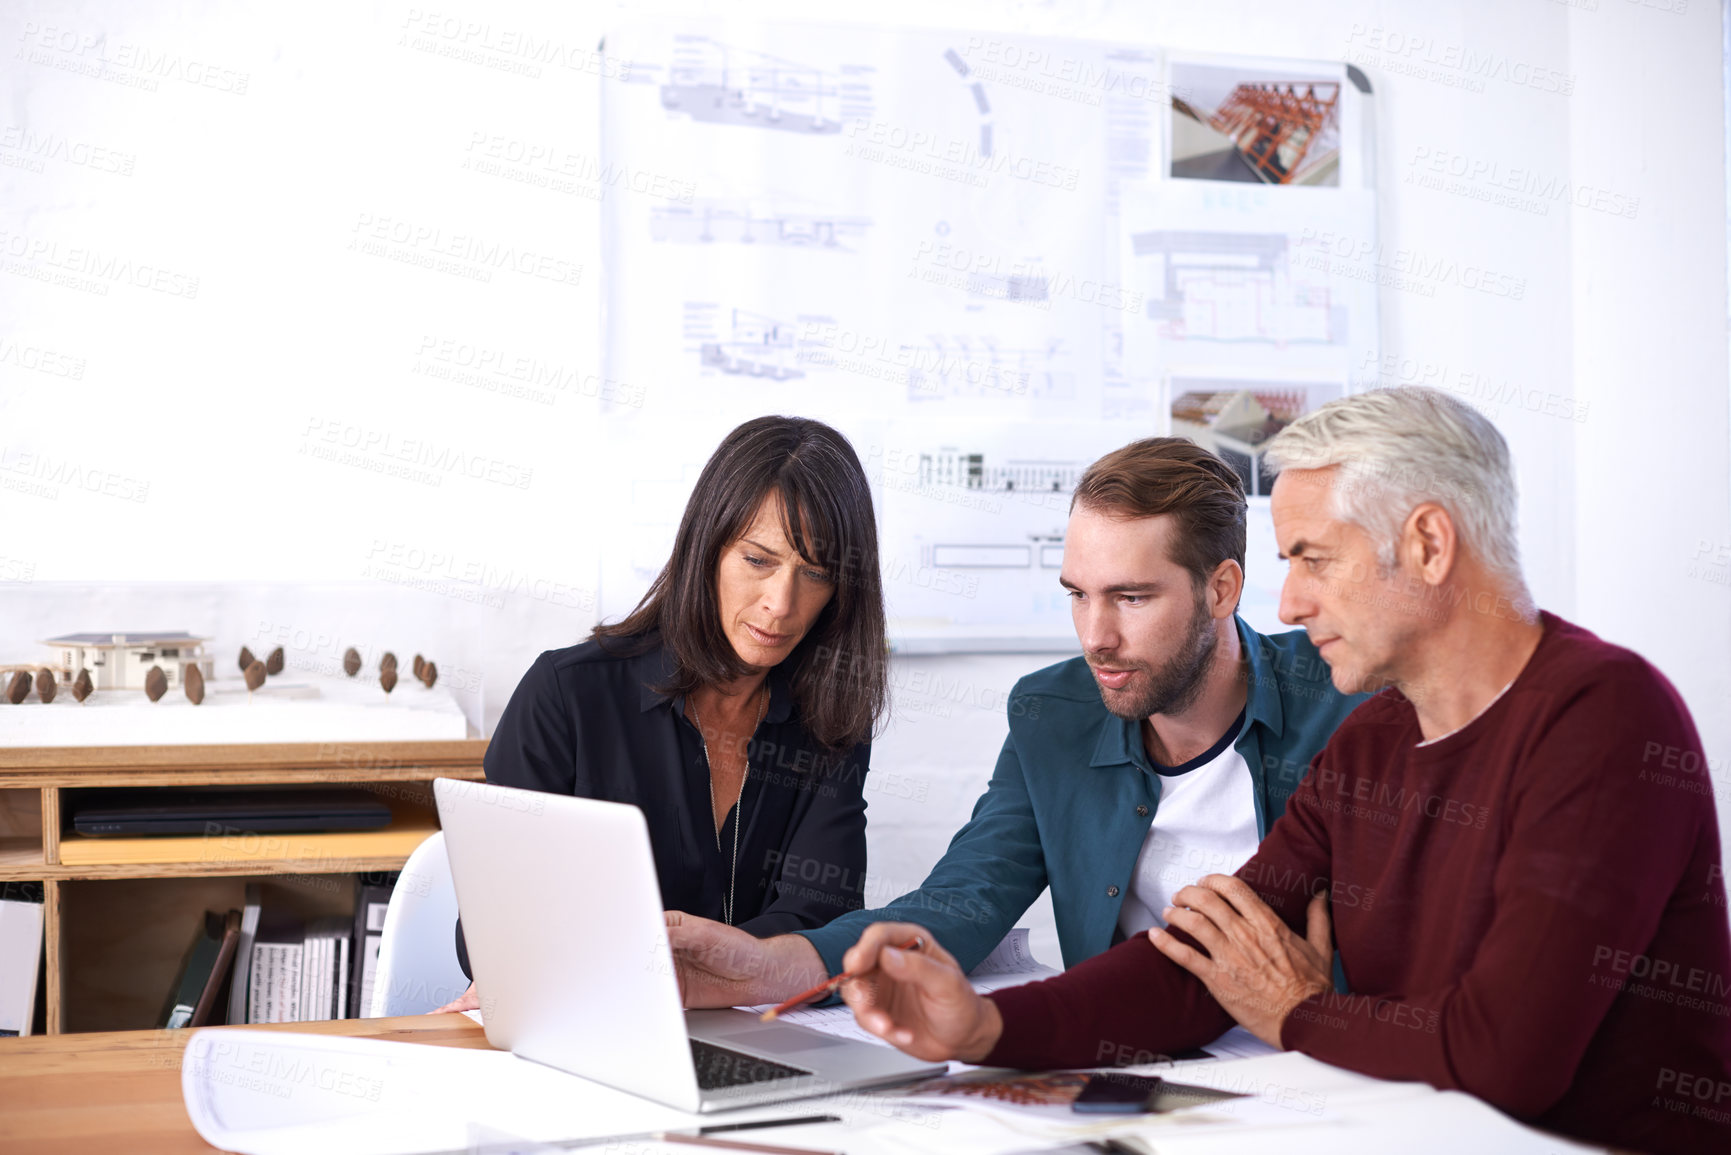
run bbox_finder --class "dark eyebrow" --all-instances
[1057,575,1159,594]
[1281,540,1313,561]
[741,537,783,558]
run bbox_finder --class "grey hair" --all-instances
[1264,387,1525,585]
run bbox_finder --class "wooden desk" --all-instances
[0,1013,490,1154]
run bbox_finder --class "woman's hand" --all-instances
[664,911,828,1007]
[429,981,480,1015]
[838,923,1003,1063]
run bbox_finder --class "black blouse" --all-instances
[456,634,871,978]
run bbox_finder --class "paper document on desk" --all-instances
[1097,1086,1601,1155]
[966,927,1057,981]
[1191,1025,1279,1061]
[180,1029,704,1155]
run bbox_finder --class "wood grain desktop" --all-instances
[0,1013,492,1153]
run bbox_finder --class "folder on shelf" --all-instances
[193,910,244,1027]
[351,874,396,1017]
[161,913,218,1029]
[0,881,45,1037]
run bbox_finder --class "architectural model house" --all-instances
[41,633,216,693]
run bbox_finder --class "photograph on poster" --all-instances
[1168,377,1342,495]
[1170,63,1342,187]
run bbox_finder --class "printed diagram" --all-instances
[687,304,811,380]
[957,266,1049,307]
[919,447,1085,496]
[901,336,1075,403]
[902,447,1082,571]
[940,45,994,159]
[660,36,873,132]
[1132,230,1343,347]
[650,202,872,250]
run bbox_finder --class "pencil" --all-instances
[656,1133,839,1155]
[759,935,925,1021]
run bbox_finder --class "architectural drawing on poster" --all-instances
[689,304,811,380]
[899,336,1075,404]
[875,428,1110,649]
[658,36,874,132]
[599,23,1374,645]
[650,201,873,250]
[1133,230,1345,347]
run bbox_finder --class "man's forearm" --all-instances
[985,934,1232,1068]
[800,890,1021,979]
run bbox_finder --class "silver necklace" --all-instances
[689,682,768,926]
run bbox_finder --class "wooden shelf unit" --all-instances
[0,738,488,1034]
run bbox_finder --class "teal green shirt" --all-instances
[797,617,1366,976]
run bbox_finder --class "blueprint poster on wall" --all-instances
[596,22,1377,648]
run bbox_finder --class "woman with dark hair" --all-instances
[436,415,888,1011]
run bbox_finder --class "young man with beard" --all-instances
[667,437,1366,1009]
[836,389,1731,1155]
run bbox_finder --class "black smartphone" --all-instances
[1071,1072,1163,1113]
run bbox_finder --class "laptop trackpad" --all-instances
[720,1025,852,1055]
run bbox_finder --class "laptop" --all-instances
[72,787,392,836]
[434,777,946,1113]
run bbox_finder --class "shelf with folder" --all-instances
[0,738,487,1035]
[61,873,366,1033]
[53,790,442,879]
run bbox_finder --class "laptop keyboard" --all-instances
[689,1038,812,1091]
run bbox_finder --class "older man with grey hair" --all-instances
[829,387,1731,1154]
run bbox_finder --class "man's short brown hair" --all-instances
[1070,437,1247,592]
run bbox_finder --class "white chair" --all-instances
[367,831,471,1017]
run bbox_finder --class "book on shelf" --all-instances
[248,905,306,1024]
[0,881,45,1037]
[303,917,350,1021]
[243,903,358,1024]
[161,909,242,1029]
[225,883,264,1026]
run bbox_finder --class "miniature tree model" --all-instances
[419,661,438,689]
[265,646,284,676]
[7,671,32,704]
[243,660,266,698]
[71,669,93,703]
[381,667,397,695]
[144,666,168,702]
[36,669,56,703]
[343,647,361,676]
[238,646,256,672]
[184,664,205,705]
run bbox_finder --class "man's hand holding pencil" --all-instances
[836,922,1004,1063]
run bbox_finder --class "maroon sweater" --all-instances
[987,613,1731,1153]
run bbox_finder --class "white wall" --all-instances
[2,0,1727,968]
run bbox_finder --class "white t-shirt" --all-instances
[1117,711,1259,939]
